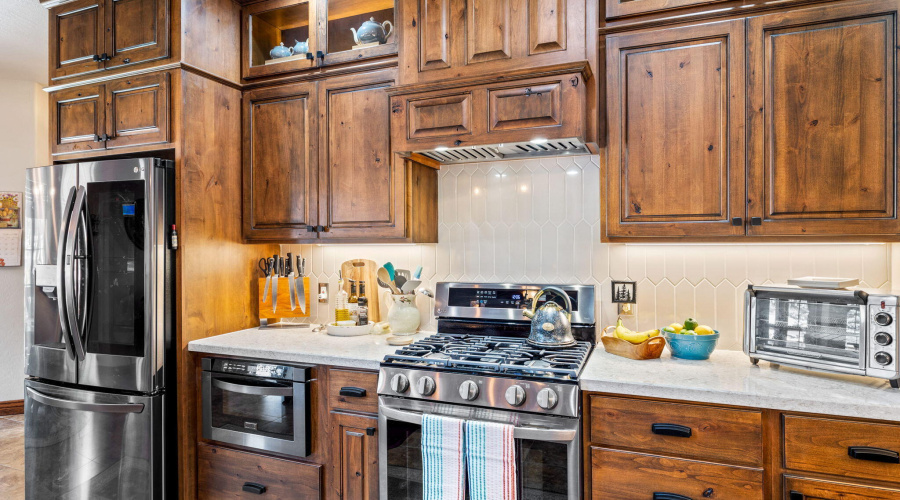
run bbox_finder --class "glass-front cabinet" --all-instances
[243,0,396,79]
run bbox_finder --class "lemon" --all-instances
[667,323,684,333]
[695,325,715,335]
[681,329,697,335]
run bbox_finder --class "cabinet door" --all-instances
[605,20,746,239]
[105,72,169,149]
[317,69,407,240]
[105,0,170,69]
[330,412,378,500]
[784,476,900,499]
[51,85,107,156]
[243,82,319,241]
[747,0,900,238]
[49,0,106,81]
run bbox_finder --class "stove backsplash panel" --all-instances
[284,155,892,351]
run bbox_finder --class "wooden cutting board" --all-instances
[340,259,381,322]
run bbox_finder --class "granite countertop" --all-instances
[581,348,900,422]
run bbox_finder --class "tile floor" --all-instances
[0,414,24,500]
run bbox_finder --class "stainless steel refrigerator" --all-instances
[24,158,175,499]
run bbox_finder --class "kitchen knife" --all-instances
[261,258,273,302]
[288,271,296,311]
[271,258,279,313]
[295,255,306,312]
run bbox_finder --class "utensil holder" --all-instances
[258,276,311,322]
[600,326,666,360]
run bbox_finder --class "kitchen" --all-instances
[3,0,900,498]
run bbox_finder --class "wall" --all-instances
[0,80,48,401]
[287,155,893,352]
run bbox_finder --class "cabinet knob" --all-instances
[366,427,376,436]
[750,217,762,226]
[731,217,743,227]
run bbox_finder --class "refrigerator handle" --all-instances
[26,388,144,414]
[63,186,87,361]
[56,187,78,361]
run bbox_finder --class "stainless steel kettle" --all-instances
[522,286,575,348]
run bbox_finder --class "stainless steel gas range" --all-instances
[377,282,596,500]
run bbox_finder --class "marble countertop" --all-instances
[581,348,900,422]
[189,328,900,422]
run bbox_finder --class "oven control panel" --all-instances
[868,295,900,382]
[203,357,312,382]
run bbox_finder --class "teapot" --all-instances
[269,42,293,59]
[522,287,575,348]
[351,17,394,45]
[292,38,309,55]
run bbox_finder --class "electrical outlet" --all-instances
[618,303,635,316]
[318,283,329,303]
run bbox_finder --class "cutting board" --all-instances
[340,259,381,323]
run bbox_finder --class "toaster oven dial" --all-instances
[875,332,894,346]
[875,352,894,366]
[874,312,893,326]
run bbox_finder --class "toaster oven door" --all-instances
[748,289,866,372]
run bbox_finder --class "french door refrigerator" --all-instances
[24,158,175,499]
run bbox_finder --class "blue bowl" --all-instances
[662,331,720,360]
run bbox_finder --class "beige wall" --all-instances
[0,79,48,401]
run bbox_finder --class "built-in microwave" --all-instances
[744,285,900,388]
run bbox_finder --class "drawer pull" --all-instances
[651,423,693,438]
[653,493,692,500]
[339,387,367,398]
[242,482,267,494]
[789,492,804,500]
[848,446,900,464]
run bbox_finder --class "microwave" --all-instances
[744,285,900,388]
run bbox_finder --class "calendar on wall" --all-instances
[0,192,22,267]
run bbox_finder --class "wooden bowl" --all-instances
[600,326,666,360]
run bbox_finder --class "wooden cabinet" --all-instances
[604,19,746,239]
[49,0,169,81]
[603,0,900,241]
[605,0,729,19]
[198,443,322,499]
[746,0,900,238]
[327,369,379,414]
[243,69,438,243]
[784,476,900,499]
[330,412,379,500]
[51,72,170,156]
[398,0,588,84]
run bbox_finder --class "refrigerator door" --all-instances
[25,164,80,384]
[24,378,164,500]
[74,158,171,393]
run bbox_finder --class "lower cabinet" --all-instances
[784,476,900,499]
[197,443,322,499]
[330,412,379,500]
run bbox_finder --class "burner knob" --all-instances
[875,352,894,366]
[459,380,479,401]
[536,388,558,410]
[505,385,526,407]
[875,312,894,326]
[416,376,436,396]
[390,374,410,393]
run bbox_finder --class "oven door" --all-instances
[202,372,310,458]
[746,287,867,374]
[378,396,580,500]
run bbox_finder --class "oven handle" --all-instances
[213,378,294,397]
[379,404,578,442]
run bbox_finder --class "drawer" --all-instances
[405,93,474,140]
[589,395,764,466]
[328,369,378,413]
[198,443,321,499]
[591,447,764,500]
[784,476,900,499]
[784,416,900,484]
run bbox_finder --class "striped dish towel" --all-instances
[421,414,467,500]
[465,420,517,500]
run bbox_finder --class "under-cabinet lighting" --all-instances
[530,138,549,145]
[435,146,449,152]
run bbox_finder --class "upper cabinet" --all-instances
[398,0,588,84]
[242,0,398,80]
[603,0,900,241]
[50,0,169,82]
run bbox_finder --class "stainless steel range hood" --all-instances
[412,138,590,165]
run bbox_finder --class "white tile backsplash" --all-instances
[285,155,893,351]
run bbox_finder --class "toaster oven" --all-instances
[744,285,900,388]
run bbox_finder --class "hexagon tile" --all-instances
[281,156,893,346]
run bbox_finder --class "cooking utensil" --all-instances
[522,286,575,348]
[286,253,296,311]
[401,279,421,294]
[296,255,305,311]
[377,267,400,294]
[384,262,396,281]
[259,258,274,302]
[271,258,279,313]
[395,269,411,281]
[413,266,423,279]
[394,274,407,290]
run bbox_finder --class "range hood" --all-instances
[412,138,590,165]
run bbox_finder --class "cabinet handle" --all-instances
[93,53,110,62]
[651,423,692,438]
[94,134,104,142]
[306,225,316,233]
[316,50,325,60]
[653,493,692,500]
[306,52,314,60]
[339,387,367,398]
[750,217,762,226]
[366,427,376,436]
[731,217,743,227]
[789,492,804,500]
[242,482,267,495]
[92,54,102,62]
[848,446,900,464]
[320,225,330,233]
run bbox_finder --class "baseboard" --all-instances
[0,400,24,416]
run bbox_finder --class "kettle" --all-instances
[351,17,394,45]
[522,287,575,348]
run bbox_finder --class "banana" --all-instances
[614,318,660,344]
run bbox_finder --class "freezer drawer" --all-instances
[24,379,165,500]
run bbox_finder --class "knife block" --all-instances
[258,276,311,321]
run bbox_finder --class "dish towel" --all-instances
[421,414,467,500]
[465,420,517,500]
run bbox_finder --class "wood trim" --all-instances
[387,60,593,96]
[0,400,24,416]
